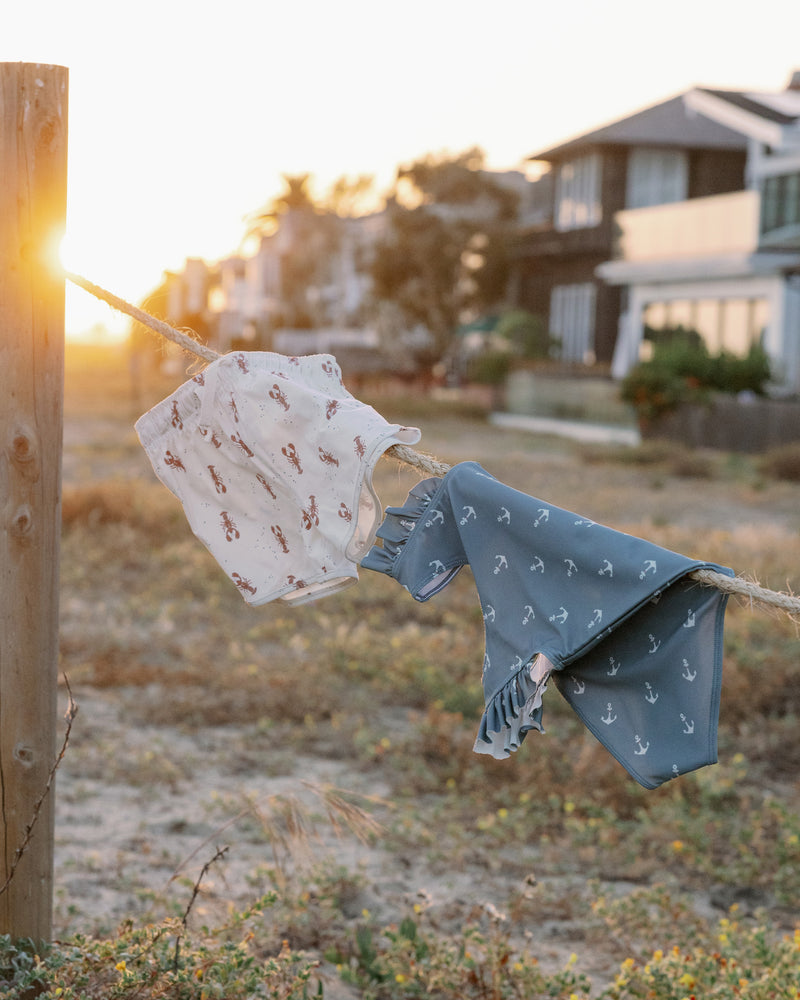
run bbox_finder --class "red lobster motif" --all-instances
[271,524,289,553]
[282,443,303,474]
[220,511,240,542]
[338,502,352,522]
[354,435,366,460]
[325,398,339,420]
[256,473,277,499]
[301,495,319,530]
[232,572,257,595]
[321,360,336,376]
[318,446,339,467]
[269,383,290,411]
[208,465,227,494]
[192,372,205,386]
[231,433,254,457]
[229,394,240,423]
[164,450,186,471]
[200,427,223,448]
[235,353,250,374]
[170,401,183,430]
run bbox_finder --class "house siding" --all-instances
[688,149,746,199]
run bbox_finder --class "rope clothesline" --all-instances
[66,271,800,620]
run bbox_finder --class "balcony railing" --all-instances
[612,190,760,261]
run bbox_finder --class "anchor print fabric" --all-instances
[362,461,733,788]
[135,351,420,605]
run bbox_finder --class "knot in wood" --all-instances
[10,504,34,539]
[11,429,36,464]
[13,743,35,768]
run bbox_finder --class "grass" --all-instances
[3,343,799,998]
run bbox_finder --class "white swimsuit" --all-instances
[135,351,421,605]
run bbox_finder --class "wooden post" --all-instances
[0,62,68,944]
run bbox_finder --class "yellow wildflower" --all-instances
[115,960,127,972]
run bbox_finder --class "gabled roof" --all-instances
[684,85,800,149]
[529,94,748,162]
[698,88,799,125]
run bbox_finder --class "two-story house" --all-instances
[515,71,800,393]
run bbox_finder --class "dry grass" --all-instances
[39,343,800,997]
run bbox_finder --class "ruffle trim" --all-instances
[361,475,460,598]
[473,655,552,760]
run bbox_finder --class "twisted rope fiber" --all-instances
[67,272,800,619]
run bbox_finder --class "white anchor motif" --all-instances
[587,609,602,630]
[530,556,545,573]
[494,554,509,575]
[680,713,695,735]
[497,507,511,525]
[483,605,496,623]
[425,510,445,527]
[598,559,614,578]
[683,609,696,628]
[511,655,525,671]
[574,518,595,527]
[649,590,663,605]
[571,676,585,695]
[639,559,658,579]
[672,764,680,775]
[607,656,620,676]
[648,634,661,654]
[549,606,568,624]
[429,559,446,575]
[522,605,535,625]
[564,558,578,577]
[601,703,617,725]
[681,659,696,682]
[460,505,477,525]
[634,735,650,755]
[482,653,491,675]
[644,682,659,704]
[533,508,550,527]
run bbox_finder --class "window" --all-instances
[555,154,602,231]
[761,172,800,234]
[642,297,768,358]
[550,283,596,362]
[625,148,688,209]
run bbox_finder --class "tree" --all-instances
[370,148,519,364]
[247,174,340,329]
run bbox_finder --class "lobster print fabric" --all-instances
[135,351,420,605]
[362,462,733,789]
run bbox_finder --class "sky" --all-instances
[4,0,800,339]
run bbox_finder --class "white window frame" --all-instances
[550,283,597,362]
[555,153,602,231]
[625,148,688,209]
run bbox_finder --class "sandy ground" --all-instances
[49,388,800,995]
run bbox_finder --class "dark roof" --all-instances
[697,87,800,125]
[529,94,748,162]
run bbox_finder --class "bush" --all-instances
[465,349,513,385]
[494,308,556,359]
[620,329,772,422]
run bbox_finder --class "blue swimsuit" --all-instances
[362,462,732,789]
